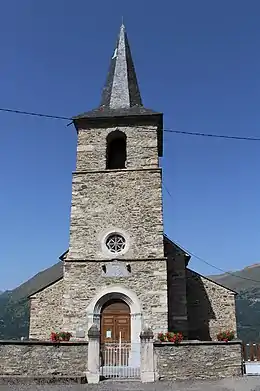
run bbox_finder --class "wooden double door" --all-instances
[101,299,131,343]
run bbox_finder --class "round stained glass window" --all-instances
[106,234,126,253]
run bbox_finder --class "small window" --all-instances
[106,233,126,253]
[106,130,126,169]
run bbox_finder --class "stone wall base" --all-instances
[153,340,243,381]
[0,341,88,378]
[86,373,99,384]
[0,339,243,383]
[0,375,87,385]
[141,371,155,383]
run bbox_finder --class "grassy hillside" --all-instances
[0,261,260,341]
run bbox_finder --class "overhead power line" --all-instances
[1,106,260,141]
[0,107,71,121]
[174,240,260,284]
[163,184,260,285]
[1,105,259,284]
[164,128,260,142]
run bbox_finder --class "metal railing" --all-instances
[243,343,260,362]
[100,341,140,379]
[243,343,260,375]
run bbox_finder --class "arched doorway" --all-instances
[87,286,142,373]
[86,285,142,347]
[101,299,131,343]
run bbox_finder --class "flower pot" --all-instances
[61,337,71,341]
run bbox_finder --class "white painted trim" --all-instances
[87,285,141,314]
[86,284,143,361]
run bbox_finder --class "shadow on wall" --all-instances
[164,239,189,336]
[186,269,216,341]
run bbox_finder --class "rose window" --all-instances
[106,234,126,253]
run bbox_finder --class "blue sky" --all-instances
[1,0,260,290]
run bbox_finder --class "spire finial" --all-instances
[121,16,124,26]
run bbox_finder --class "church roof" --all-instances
[73,24,163,123]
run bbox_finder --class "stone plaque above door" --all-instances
[101,260,131,278]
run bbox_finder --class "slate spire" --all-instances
[100,24,143,109]
[73,23,163,154]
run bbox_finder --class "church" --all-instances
[28,24,237,345]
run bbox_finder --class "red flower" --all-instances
[50,332,60,342]
[158,333,166,342]
[217,330,235,342]
[157,331,183,344]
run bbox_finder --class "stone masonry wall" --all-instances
[68,169,164,261]
[68,124,164,261]
[0,341,88,377]
[186,269,237,341]
[63,260,168,336]
[154,341,243,380]
[164,238,188,336]
[29,123,167,339]
[29,279,64,340]
[76,125,159,172]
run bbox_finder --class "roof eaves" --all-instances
[163,234,191,264]
[28,276,64,299]
[187,268,238,295]
[72,107,161,120]
[59,249,69,261]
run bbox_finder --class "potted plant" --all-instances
[59,332,72,341]
[50,331,72,342]
[217,330,235,342]
[50,332,60,342]
[158,332,166,342]
[157,331,183,344]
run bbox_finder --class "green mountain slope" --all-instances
[0,262,260,341]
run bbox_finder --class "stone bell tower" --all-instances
[62,24,167,341]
